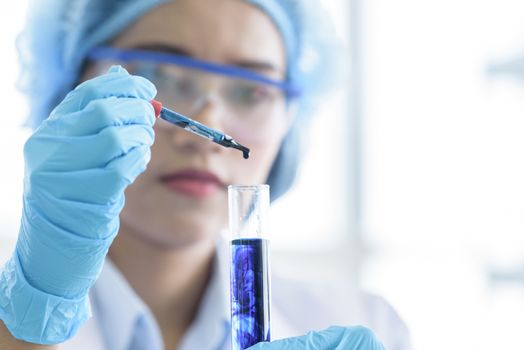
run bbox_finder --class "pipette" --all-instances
[150,100,250,159]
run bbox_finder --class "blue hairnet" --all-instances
[17,0,342,201]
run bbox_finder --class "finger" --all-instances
[27,124,154,171]
[51,65,157,116]
[24,190,123,240]
[29,145,151,205]
[247,336,306,350]
[104,143,152,186]
[335,326,385,350]
[46,97,156,136]
[247,326,385,350]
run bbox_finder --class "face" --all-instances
[98,0,290,248]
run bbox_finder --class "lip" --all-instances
[159,169,226,198]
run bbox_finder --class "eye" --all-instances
[229,83,274,107]
[129,62,169,86]
[172,75,200,100]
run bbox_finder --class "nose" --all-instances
[169,97,226,155]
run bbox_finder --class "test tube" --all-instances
[229,185,271,350]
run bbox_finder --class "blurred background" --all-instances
[2,1,524,349]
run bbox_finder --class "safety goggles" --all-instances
[87,46,299,141]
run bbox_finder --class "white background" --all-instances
[360,0,524,349]
[0,2,31,258]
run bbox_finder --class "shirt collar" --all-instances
[91,235,231,350]
[91,258,163,350]
[177,233,231,350]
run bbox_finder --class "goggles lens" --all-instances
[88,47,294,141]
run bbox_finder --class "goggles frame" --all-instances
[87,46,301,98]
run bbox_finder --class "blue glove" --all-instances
[0,66,156,344]
[247,326,385,350]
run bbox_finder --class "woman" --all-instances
[0,0,411,349]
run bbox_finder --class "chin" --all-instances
[145,231,212,250]
[122,213,224,250]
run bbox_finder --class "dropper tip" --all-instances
[221,137,250,159]
[240,146,250,159]
[233,141,250,159]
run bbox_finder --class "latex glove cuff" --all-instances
[0,253,91,345]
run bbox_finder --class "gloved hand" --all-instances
[0,66,156,344]
[247,326,385,350]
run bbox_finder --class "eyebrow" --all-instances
[131,43,191,56]
[129,43,282,74]
[230,59,281,74]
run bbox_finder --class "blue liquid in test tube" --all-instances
[229,185,271,350]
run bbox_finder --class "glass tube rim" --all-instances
[228,184,270,191]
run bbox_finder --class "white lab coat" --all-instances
[60,239,412,350]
